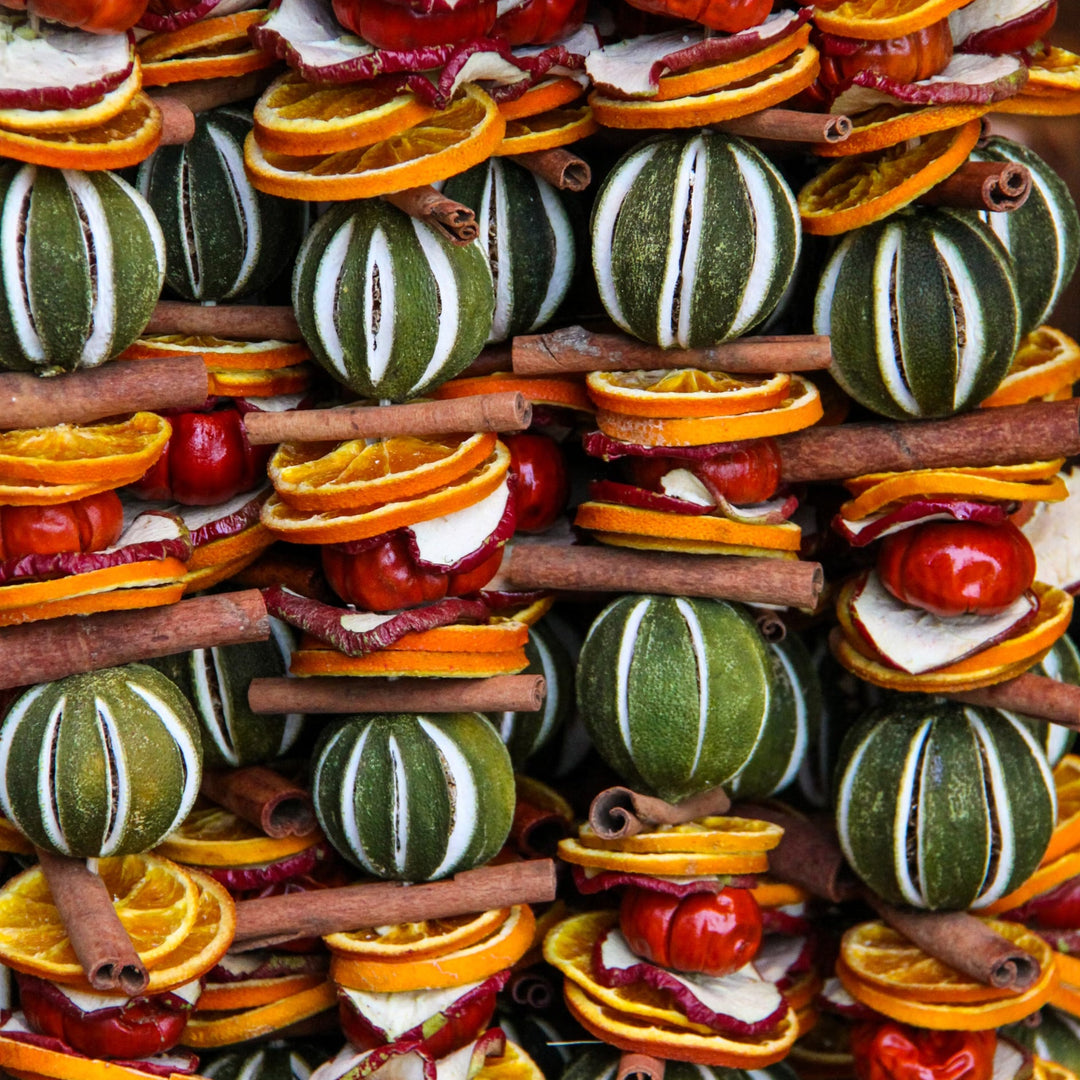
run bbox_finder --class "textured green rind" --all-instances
[576,595,773,802]
[200,1041,328,1079]
[969,136,1080,335]
[311,712,514,881]
[0,163,31,371]
[1002,1007,1080,1070]
[0,665,202,857]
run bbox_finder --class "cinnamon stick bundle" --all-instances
[589,785,731,841]
[512,326,832,376]
[36,849,148,995]
[777,398,1080,483]
[0,357,208,431]
[156,97,196,145]
[249,675,546,715]
[146,301,302,342]
[243,393,531,445]
[201,767,317,839]
[513,148,592,191]
[0,590,269,690]
[232,858,557,951]
[383,186,479,245]
[500,544,824,610]
[947,673,1080,730]
[714,109,853,144]
[919,160,1031,212]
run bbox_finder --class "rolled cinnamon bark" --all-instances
[947,673,1080,729]
[513,326,832,376]
[383,186,478,245]
[509,971,555,1011]
[232,858,557,951]
[201,767,317,839]
[754,610,787,643]
[0,590,269,690]
[589,786,731,840]
[35,849,148,995]
[145,301,302,342]
[155,96,196,145]
[148,69,275,113]
[714,109,853,144]
[777,399,1080,483]
[249,675,546,715]
[243,393,532,445]
[0,357,208,431]
[512,148,592,191]
[501,544,824,609]
[617,1054,665,1080]
[918,161,1031,212]
[863,891,1040,991]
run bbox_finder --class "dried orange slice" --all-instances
[798,120,981,236]
[289,646,528,678]
[0,414,171,484]
[331,904,535,992]
[325,908,511,960]
[1035,1060,1080,1080]
[0,854,199,983]
[992,92,1080,117]
[840,920,1047,1004]
[1026,47,1080,94]
[0,558,188,613]
[253,72,437,157]
[1045,754,1080,866]
[587,370,793,418]
[982,328,1080,408]
[244,85,505,201]
[751,879,810,909]
[1052,977,1080,1018]
[432,373,593,412]
[499,77,585,120]
[0,817,33,856]
[185,522,274,573]
[269,431,497,512]
[980,850,1080,916]
[812,0,971,40]
[590,531,797,559]
[0,476,129,508]
[495,105,598,154]
[814,103,994,158]
[576,818,784,854]
[198,972,327,1011]
[182,550,266,594]
[0,92,161,170]
[575,502,802,551]
[382,621,528,652]
[588,45,820,129]
[181,981,337,1047]
[156,806,321,868]
[139,10,274,86]
[478,1042,546,1080]
[0,1033,202,1080]
[262,440,510,544]
[0,582,186,627]
[207,364,313,398]
[0,59,142,134]
[558,837,769,876]
[122,336,311,371]
[595,375,822,447]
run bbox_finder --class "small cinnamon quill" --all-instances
[617,1054,665,1080]
[919,161,1031,212]
[201,767,317,839]
[513,148,591,191]
[714,108,853,144]
[509,970,556,1011]
[36,849,148,995]
[146,301,302,342]
[512,785,574,858]
[589,786,731,841]
[383,186,479,245]
[155,96,196,145]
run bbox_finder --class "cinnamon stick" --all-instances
[460,344,513,377]
[0,590,269,690]
[155,96,196,145]
[512,148,592,191]
[249,675,545,715]
[383,186,478,245]
[243,392,531,445]
[509,971,555,1011]
[146,301,302,342]
[201,766,317,839]
[36,849,148,995]
[754,610,787,643]
[713,108,853,145]
[232,858,557,951]
[512,326,832,376]
[589,785,731,841]
[947,673,1080,729]
[776,399,1080,483]
[863,890,1040,991]
[617,1054,665,1080]
[918,160,1031,212]
[0,357,208,431]
[500,544,824,609]
[149,69,276,113]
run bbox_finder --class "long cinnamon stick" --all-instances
[149,69,276,113]
[146,301,302,342]
[232,858,557,951]
[713,108,853,144]
[777,399,1080,483]
[512,326,832,375]
[947,673,1080,729]
[249,675,546,715]
[589,785,731,840]
[156,96,196,145]
[36,849,148,995]
[919,160,1031,212]
[0,357,208,430]
[243,393,531,445]
[383,186,478,245]
[0,590,269,689]
[201,767,317,839]
[500,544,824,609]
[618,1055,665,1080]
[512,148,591,191]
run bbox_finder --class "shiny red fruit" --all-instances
[619,886,762,977]
[493,0,586,44]
[816,19,953,97]
[505,432,569,533]
[621,0,770,34]
[332,0,498,49]
[627,440,780,506]
[850,1021,995,1080]
[877,520,1036,618]
[0,491,122,561]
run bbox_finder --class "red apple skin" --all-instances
[504,433,570,533]
[877,520,1036,618]
[959,0,1057,54]
[627,440,780,505]
[331,0,497,48]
